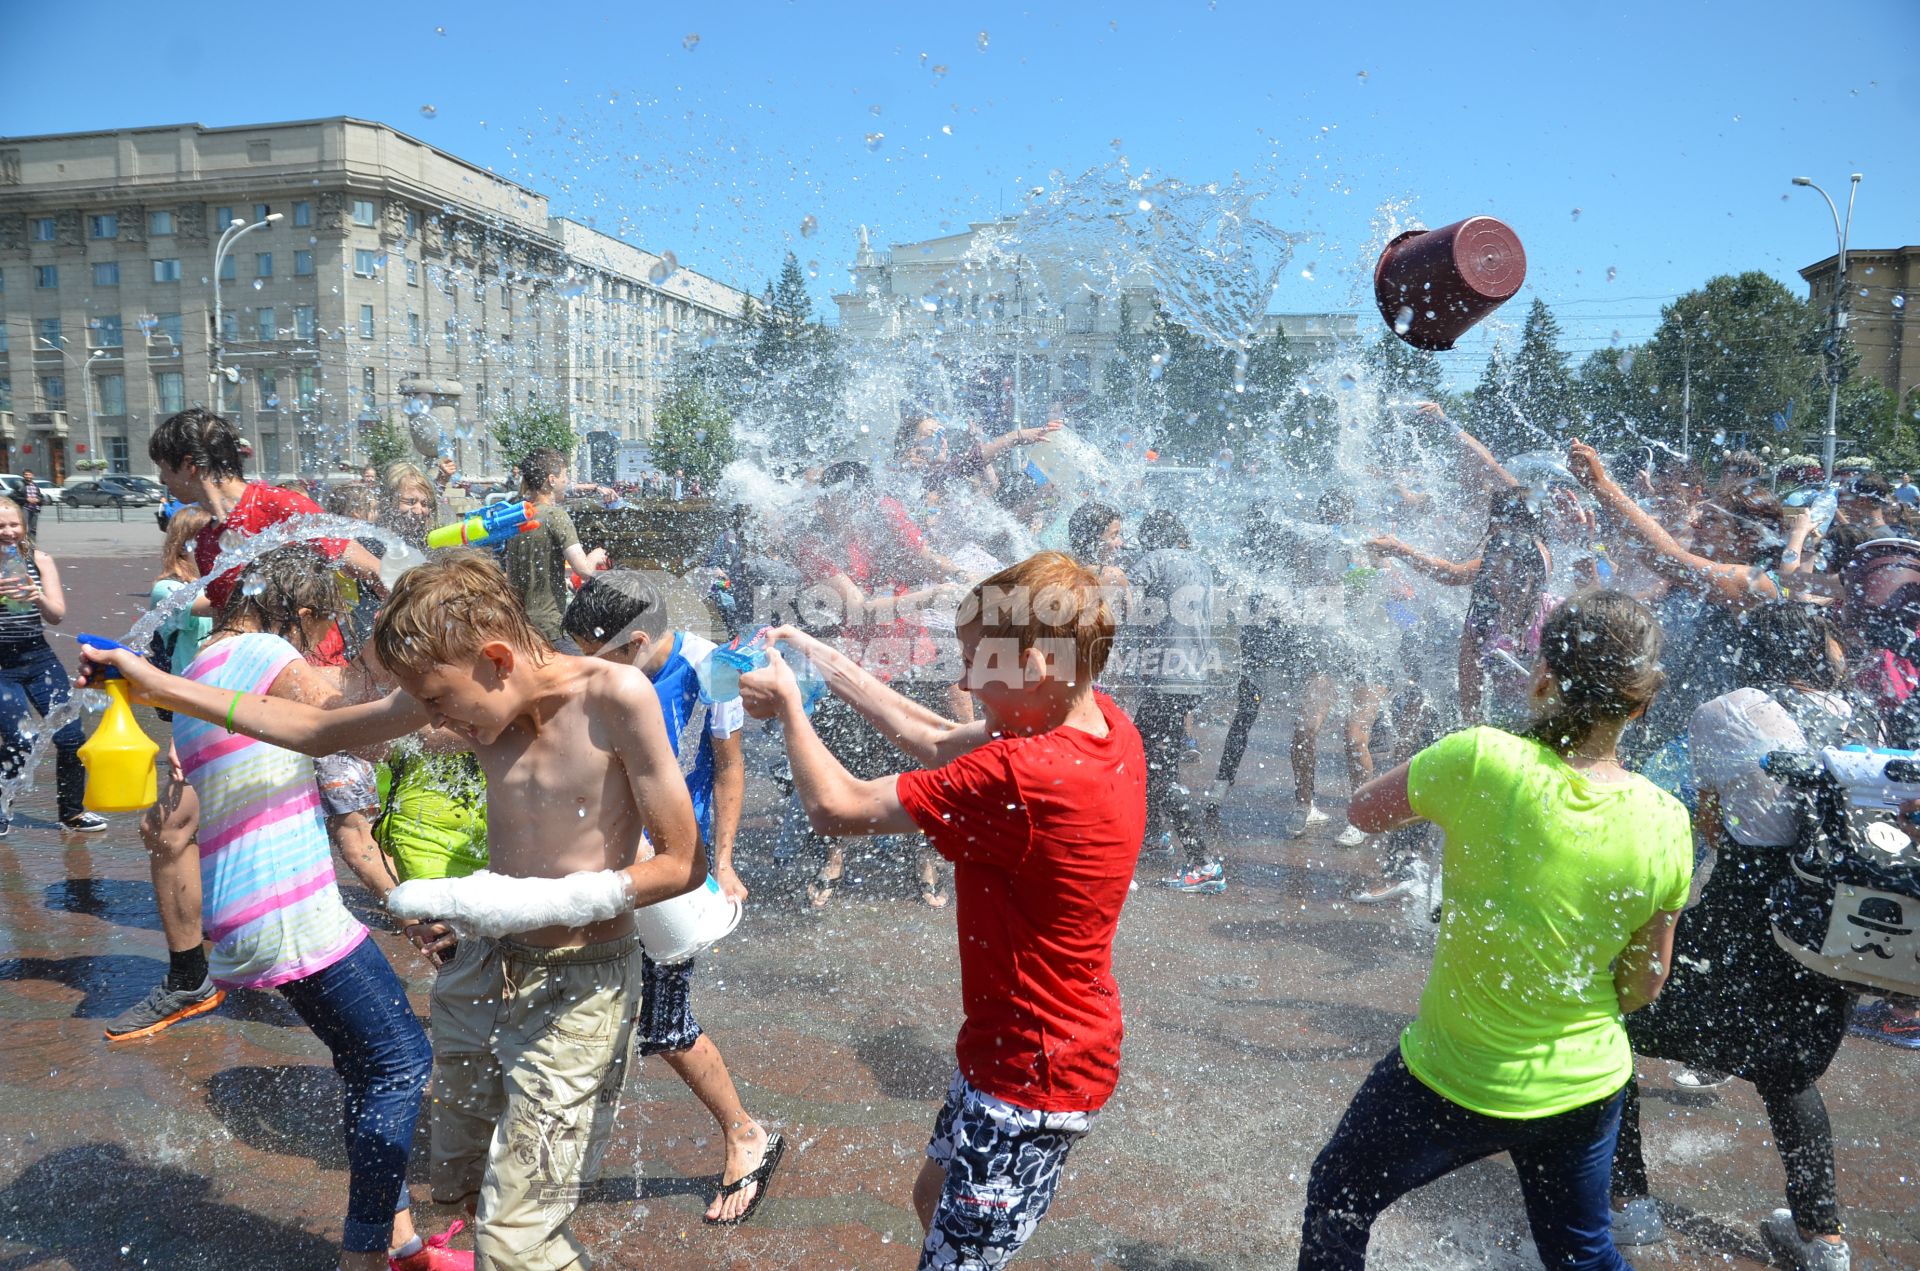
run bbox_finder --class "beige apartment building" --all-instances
[1801,247,1919,413]
[0,118,750,479]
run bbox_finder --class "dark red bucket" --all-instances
[1374,216,1527,350]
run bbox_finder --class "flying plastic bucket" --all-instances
[1374,216,1527,350]
[632,873,744,964]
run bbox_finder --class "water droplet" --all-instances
[1606,265,1618,282]
[976,30,989,51]
[864,132,885,152]
[647,252,678,284]
[419,105,438,120]
[868,104,883,117]
[940,124,952,136]
[920,293,941,312]
[1392,305,1413,335]
[1337,372,1357,391]
[1137,198,1153,212]
[1893,295,1907,310]
[1356,70,1369,82]
[806,260,819,278]
[932,64,949,79]
[251,279,263,290]
[1859,288,1870,298]
[577,806,587,818]
[1299,263,1315,281]
[682,32,700,51]
[1570,208,1581,222]
[799,214,818,238]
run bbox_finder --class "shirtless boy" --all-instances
[83,555,703,1271]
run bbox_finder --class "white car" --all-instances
[34,480,63,505]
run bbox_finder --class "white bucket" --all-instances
[632,874,743,964]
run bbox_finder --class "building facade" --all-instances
[1800,247,1918,411]
[833,221,1357,425]
[0,118,749,479]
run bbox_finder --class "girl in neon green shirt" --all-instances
[1296,589,1692,1271]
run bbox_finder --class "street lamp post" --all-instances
[34,337,106,474]
[1790,173,1862,480]
[211,212,283,383]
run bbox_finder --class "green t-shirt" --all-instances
[503,502,581,643]
[1400,726,1692,1118]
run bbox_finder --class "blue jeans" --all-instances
[1299,1049,1630,1271]
[278,935,433,1253]
[0,638,85,820]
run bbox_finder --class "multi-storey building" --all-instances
[0,118,750,479]
[833,221,1358,425]
[1801,247,1918,412]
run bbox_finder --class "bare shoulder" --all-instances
[569,656,667,730]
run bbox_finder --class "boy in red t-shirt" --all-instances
[741,550,1146,1269]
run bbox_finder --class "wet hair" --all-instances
[1525,589,1666,756]
[1721,450,1767,484]
[1697,483,1785,565]
[1317,490,1355,524]
[1137,509,1191,552]
[1067,500,1122,561]
[156,505,214,584]
[563,570,669,649]
[0,495,30,546]
[517,447,570,498]
[955,550,1115,685]
[372,554,550,678]
[1846,472,1894,506]
[149,407,246,481]
[819,460,871,490]
[219,545,344,647]
[1731,601,1846,694]
[326,481,379,520]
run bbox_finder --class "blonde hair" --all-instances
[955,550,1116,684]
[381,461,437,512]
[372,553,551,678]
[156,505,214,583]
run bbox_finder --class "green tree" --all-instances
[1639,272,1823,455]
[364,415,410,470]
[1508,298,1578,436]
[1576,347,1660,451]
[492,399,576,466]
[652,383,737,485]
[1363,329,1444,408]
[741,252,844,458]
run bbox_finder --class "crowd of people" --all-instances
[3,394,1916,1270]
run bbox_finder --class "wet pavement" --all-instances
[1,533,1916,1269]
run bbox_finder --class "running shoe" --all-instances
[1761,1209,1850,1271]
[103,975,226,1042]
[1333,824,1368,849]
[1849,1000,1920,1049]
[61,812,109,833]
[1671,1065,1735,1089]
[1609,1197,1666,1246]
[1180,736,1201,764]
[1284,803,1329,838]
[1163,861,1226,894]
[391,1220,474,1270]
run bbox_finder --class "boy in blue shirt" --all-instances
[563,572,782,1225]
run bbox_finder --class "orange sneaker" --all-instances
[390,1220,473,1271]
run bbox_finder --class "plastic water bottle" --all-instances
[699,637,768,706]
[784,648,830,715]
[0,546,30,614]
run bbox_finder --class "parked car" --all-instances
[0,476,23,500]
[33,480,63,505]
[115,476,168,500]
[64,479,155,508]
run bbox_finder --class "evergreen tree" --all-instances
[1508,298,1578,437]
[1362,331,1444,409]
[364,415,411,470]
[652,382,737,484]
[492,399,576,465]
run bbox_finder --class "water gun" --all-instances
[74,635,159,813]
[426,501,540,550]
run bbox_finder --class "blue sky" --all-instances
[4,0,1915,383]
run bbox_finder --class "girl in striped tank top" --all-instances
[177,545,466,1271]
[0,495,103,834]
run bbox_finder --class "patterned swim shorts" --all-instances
[919,1070,1097,1271]
[635,951,703,1057]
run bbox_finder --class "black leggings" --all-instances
[1612,1072,1839,1234]
[1216,675,1264,787]
[1137,690,1206,864]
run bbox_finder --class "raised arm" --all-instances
[79,643,428,755]
[765,625,992,767]
[743,648,920,837]
[1369,535,1482,587]
[604,667,706,909]
[979,419,1062,462]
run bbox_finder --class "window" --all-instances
[256,308,276,341]
[92,315,123,348]
[0,268,5,293]
[0,327,6,353]
[156,371,185,414]
[98,374,125,416]
[256,252,273,278]
[219,255,236,282]
[362,367,377,409]
[404,209,419,235]
[445,319,457,351]
[296,367,318,411]
[93,261,120,287]
[37,318,61,348]
[220,374,242,414]
[152,258,182,283]
[157,313,183,348]
[351,199,377,227]
[41,375,65,405]
[294,305,315,340]
[221,311,239,342]
[258,369,279,410]
[254,204,271,224]
[107,436,130,474]
[88,213,118,239]
[30,218,55,242]
[407,312,419,345]
[405,260,419,286]
[292,200,311,227]
[294,250,313,276]
[500,285,510,311]
[359,304,376,338]
[34,265,57,289]
[354,249,379,277]
[148,210,175,236]
[216,207,235,230]
[0,378,9,413]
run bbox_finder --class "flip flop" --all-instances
[704,1132,786,1227]
[806,870,839,908]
